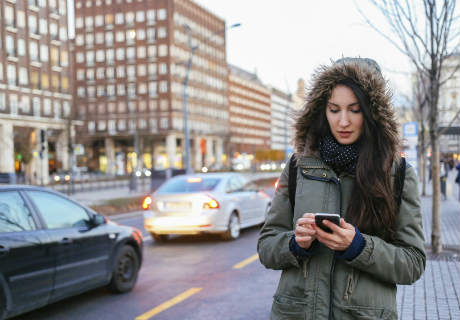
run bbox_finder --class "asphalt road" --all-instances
[15,211,280,320]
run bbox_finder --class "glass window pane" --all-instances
[27,191,91,229]
[0,191,36,232]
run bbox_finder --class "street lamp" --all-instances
[183,22,241,174]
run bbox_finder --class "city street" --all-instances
[14,225,279,320]
[11,174,460,320]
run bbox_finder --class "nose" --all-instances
[338,111,350,127]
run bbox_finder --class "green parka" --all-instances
[257,60,426,320]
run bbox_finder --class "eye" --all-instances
[350,108,361,114]
[327,106,339,113]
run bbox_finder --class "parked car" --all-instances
[0,185,143,320]
[143,172,271,241]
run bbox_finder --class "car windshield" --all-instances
[157,177,221,193]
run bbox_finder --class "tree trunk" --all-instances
[430,137,442,254]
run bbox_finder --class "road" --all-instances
[15,210,280,320]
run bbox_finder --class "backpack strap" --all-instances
[394,157,406,208]
[288,154,298,211]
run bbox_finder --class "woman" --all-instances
[257,58,425,320]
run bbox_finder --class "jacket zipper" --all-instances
[301,172,341,320]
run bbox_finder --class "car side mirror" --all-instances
[91,214,106,227]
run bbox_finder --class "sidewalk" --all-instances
[396,171,460,319]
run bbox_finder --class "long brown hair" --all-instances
[296,73,400,240]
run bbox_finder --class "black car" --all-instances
[0,186,143,320]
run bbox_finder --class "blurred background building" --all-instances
[0,0,74,185]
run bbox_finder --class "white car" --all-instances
[143,172,271,241]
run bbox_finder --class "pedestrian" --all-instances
[455,161,460,201]
[440,159,448,200]
[257,57,425,320]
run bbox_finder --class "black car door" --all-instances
[0,190,54,316]
[25,190,112,302]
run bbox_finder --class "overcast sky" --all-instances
[195,0,414,102]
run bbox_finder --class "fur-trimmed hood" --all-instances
[294,58,400,161]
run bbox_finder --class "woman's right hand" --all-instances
[294,213,317,249]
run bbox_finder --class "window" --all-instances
[54,100,61,118]
[85,16,93,29]
[105,14,114,25]
[158,8,167,20]
[158,27,167,38]
[96,49,105,62]
[0,93,5,110]
[42,73,49,89]
[0,192,36,232]
[18,39,26,56]
[105,32,114,45]
[29,15,38,34]
[75,17,84,29]
[19,67,28,85]
[115,13,124,25]
[5,35,15,56]
[5,6,15,27]
[96,68,105,79]
[118,119,126,130]
[9,94,18,115]
[137,46,146,59]
[148,82,157,97]
[95,15,104,27]
[44,99,51,114]
[40,44,49,62]
[106,49,114,63]
[159,63,168,75]
[60,27,67,41]
[146,9,155,23]
[17,11,25,28]
[136,11,145,22]
[116,65,125,78]
[63,101,70,117]
[127,47,136,60]
[76,52,85,63]
[61,51,68,67]
[148,45,156,58]
[76,34,84,46]
[51,73,59,90]
[127,65,135,78]
[158,44,168,57]
[7,65,16,85]
[136,29,145,40]
[126,12,134,25]
[116,48,124,60]
[159,81,168,93]
[86,33,94,46]
[148,63,157,76]
[61,76,69,91]
[86,68,94,80]
[20,96,30,113]
[50,47,59,66]
[86,51,94,65]
[107,84,115,96]
[30,70,39,89]
[39,19,48,35]
[137,64,146,77]
[138,83,147,94]
[27,191,90,229]
[147,28,155,41]
[33,97,40,116]
[49,22,58,40]
[77,69,85,80]
[117,84,125,96]
[95,32,104,44]
[116,31,124,42]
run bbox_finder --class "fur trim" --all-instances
[293,59,400,165]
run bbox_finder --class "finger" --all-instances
[295,226,316,237]
[323,220,343,235]
[297,217,315,226]
[302,212,315,218]
[313,224,335,240]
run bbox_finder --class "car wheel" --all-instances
[151,233,169,242]
[108,245,140,293]
[222,212,240,240]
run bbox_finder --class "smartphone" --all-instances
[314,213,340,233]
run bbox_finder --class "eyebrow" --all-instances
[327,101,359,107]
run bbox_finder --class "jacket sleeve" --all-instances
[257,163,301,270]
[345,166,426,285]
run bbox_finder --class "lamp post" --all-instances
[183,22,241,174]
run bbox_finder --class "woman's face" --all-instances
[326,84,364,145]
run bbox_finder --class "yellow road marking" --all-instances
[135,287,202,320]
[232,253,259,269]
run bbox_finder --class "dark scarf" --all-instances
[319,134,360,175]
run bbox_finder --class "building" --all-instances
[0,0,73,184]
[269,87,294,159]
[73,0,229,174]
[228,64,271,169]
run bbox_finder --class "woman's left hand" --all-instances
[314,218,355,251]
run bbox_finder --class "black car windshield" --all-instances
[157,177,221,193]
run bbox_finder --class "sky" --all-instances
[194,0,414,103]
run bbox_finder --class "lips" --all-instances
[338,131,352,138]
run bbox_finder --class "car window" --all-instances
[157,177,221,193]
[0,191,35,232]
[26,191,90,229]
[226,176,244,193]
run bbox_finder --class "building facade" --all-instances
[228,64,271,169]
[269,87,294,157]
[0,0,73,184]
[73,0,229,174]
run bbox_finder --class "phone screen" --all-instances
[314,213,340,233]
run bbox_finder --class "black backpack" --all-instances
[288,155,406,211]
